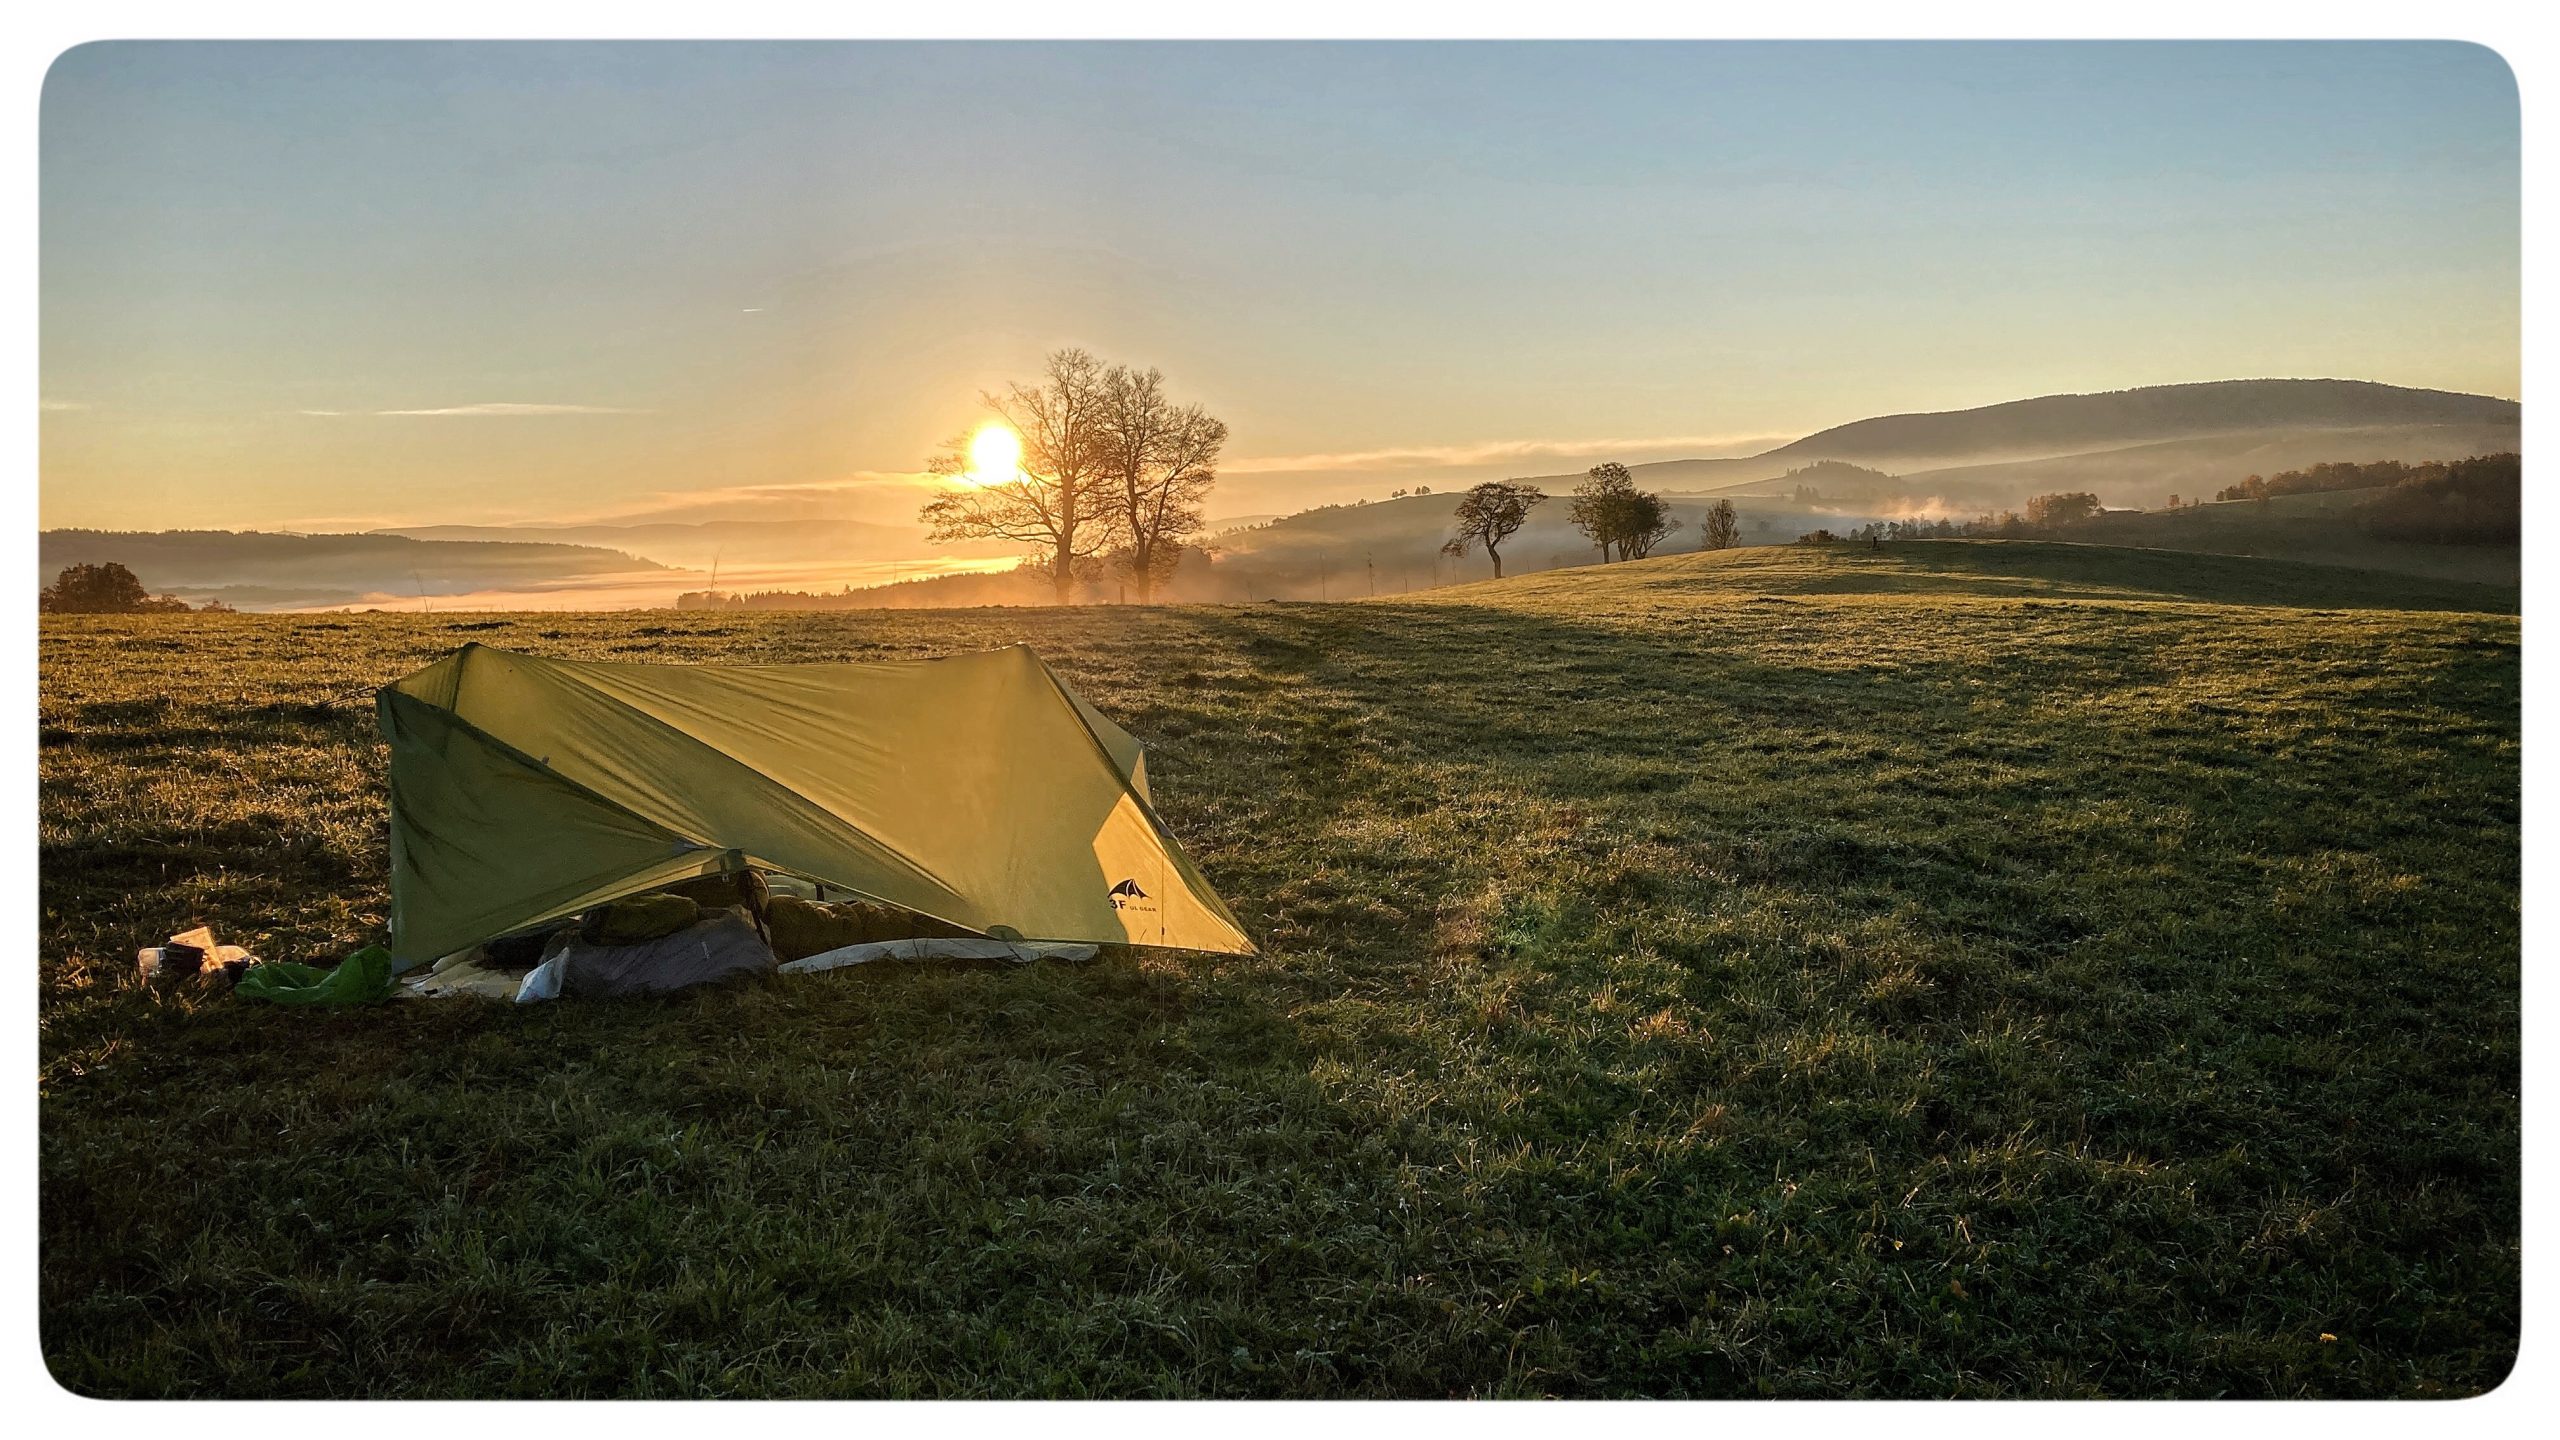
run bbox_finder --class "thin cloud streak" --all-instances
[1222,433,1797,475]
[569,470,942,525]
[267,472,947,532]
[297,402,647,417]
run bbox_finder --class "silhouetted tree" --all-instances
[920,348,1115,605]
[2217,460,2422,504]
[1568,462,1680,560]
[1701,498,1740,551]
[1570,463,1636,561]
[2356,453,2519,544]
[1441,481,1546,579]
[1094,363,1226,604]
[1619,491,1679,558]
[39,562,191,614]
[2023,492,2102,527]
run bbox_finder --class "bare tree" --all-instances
[1440,481,1546,579]
[919,349,1114,606]
[1095,365,1227,605]
[1701,498,1741,551]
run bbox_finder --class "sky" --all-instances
[39,40,2520,534]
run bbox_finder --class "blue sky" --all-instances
[40,40,2519,530]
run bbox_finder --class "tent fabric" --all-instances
[376,643,1253,967]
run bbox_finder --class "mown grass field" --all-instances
[2068,490,2521,589]
[38,540,2519,1397]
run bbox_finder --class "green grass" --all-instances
[2066,491,2519,590]
[39,540,2519,1397]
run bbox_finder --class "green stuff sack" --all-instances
[234,944,397,1008]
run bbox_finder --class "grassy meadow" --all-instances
[2068,490,2521,589]
[38,540,2520,1397]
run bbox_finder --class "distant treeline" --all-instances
[2351,453,2520,545]
[678,546,1356,610]
[1774,460,1902,503]
[1846,493,2104,544]
[38,562,229,614]
[2217,458,2443,503]
[1847,452,2520,549]
[2214,452,2518,544]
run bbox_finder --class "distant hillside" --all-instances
[1883,424,2527,511]
[1178,403,2525,602]
[1454,536,2512,616]
[37,529,671,611]
[1504,379,2519,505]
[1698,460,1911,501]
[376,518,1008,570]
[2055,491,2518,590]
[835,414,2527,609]
[1208,491,1867,583]
[1673,422,2524,513]
[1762,379,2517,467]
[804,489,1923,609]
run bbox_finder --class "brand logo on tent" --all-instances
[1108,878,1152,911]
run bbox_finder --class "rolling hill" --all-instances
[1154,381,2523,594]
[2054,491,2518,589]
[1858,423,2523,511]
[377,518,1012,570]
[1758,378,2517,467]
[37,529,672,611]
[1517,379,2520,511]
[1207,493,1842,590]
[45,378,2519,613]
[825,492,1897,607]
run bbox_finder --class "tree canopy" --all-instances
[1441,481,1546,579]
[2023,492,2102,527]
[1568,463,1680,561]
[39,563,194,614]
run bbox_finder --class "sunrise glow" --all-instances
[966,424,1022,485]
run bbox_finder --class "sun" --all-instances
[966,424,1023,484]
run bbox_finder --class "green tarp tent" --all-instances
[376,643,1254,967]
